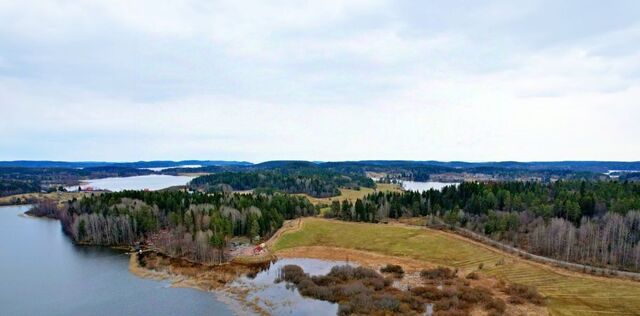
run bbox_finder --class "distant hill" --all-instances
[251,160,317,169]
[333,160,640,173]
[1,159,638,174]
[0,160,253,169]
[0,161,109,169]
[411,161,640,173]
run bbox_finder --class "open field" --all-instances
[273,218,640,316]
[298,183,403,205]
[0,191,100,206]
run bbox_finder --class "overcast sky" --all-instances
[1,1,639,162]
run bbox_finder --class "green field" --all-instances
[274,218,640,316]
[298,183,403,205]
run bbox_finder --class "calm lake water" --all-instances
[66,175,194,192]
[228,258,352,315]
[0,205,233,316]
[0,205,355,316]
[400,180,457,192]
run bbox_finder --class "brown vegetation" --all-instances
[276,264,416,315]
[0,191,98,206]
[465,272,480,280]
[278,264,545,316]
[380,264,405,277]
[420,266,457,280]
[131,250,272,291]
[501,283,545,306]
[24,198,59,218]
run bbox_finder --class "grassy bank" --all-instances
[273,218,640,316]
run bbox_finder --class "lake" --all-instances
[142,164,202,172]
[400,180,457,192]
[0,205,233,316]
[0,205,356,316]
[66,175,194,192]
[226,258,351,315]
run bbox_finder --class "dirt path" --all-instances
[265,218,304,249]
[433,227,640,284]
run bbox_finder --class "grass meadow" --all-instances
[274,218,640,316]
[299,183,403,205]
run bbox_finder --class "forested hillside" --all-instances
[0,160,251,169]
[320,161,608,182]
[189,170,375,197]
[58,191,316,263]
[2,160,633,198]
[0,179,41,197]
[0,166,154,197]
[328,180,640,271]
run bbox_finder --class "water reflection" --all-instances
[226,258,355,315]
[0,205,232,316]
[1,204,376,316]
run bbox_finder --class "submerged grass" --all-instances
[274,218,640,316]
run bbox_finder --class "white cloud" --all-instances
[0,0,639,161]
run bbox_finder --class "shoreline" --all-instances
[129,245,547,316]
[15,197,640,285]
[7,203,638,315]
[276,246,547,316]
[128,251,273,315]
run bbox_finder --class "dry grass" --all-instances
[277,246,435,273]
[396,216,429,226]
[298,183,403,205]
[273,218,640,316]
[0,191,99,206]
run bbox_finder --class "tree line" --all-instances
[58,190,316,263]
[0,166,154,197]
[325,180,640,271]
[189,169,375,198]
[0,179,41,197]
